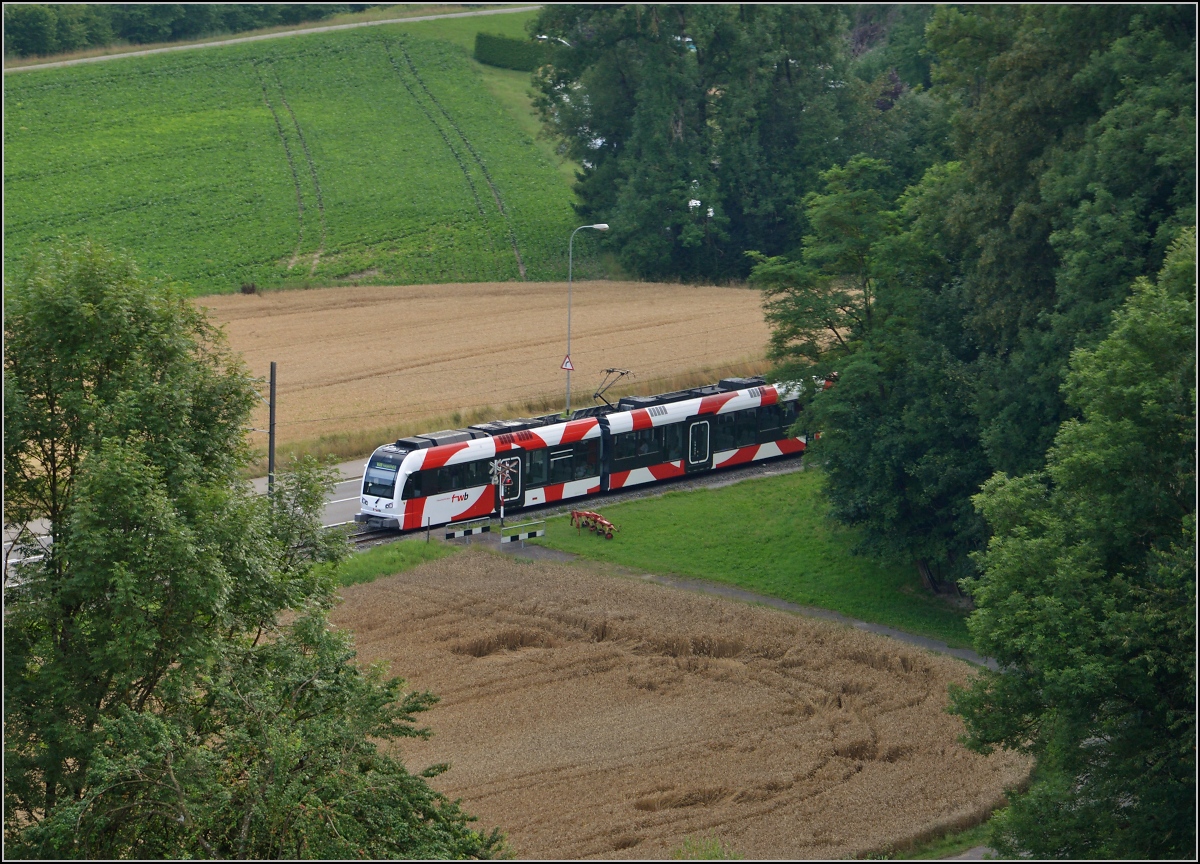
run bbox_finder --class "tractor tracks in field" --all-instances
[255,61,326,275]
[384,39,527,280]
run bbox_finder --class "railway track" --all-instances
[341,456,808,550]
[348,527,400,546]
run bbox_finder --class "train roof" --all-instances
[390,376,788,451]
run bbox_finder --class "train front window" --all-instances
[363,462,399,498]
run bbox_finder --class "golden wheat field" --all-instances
[196,281,771,462]
[330,550,1030,860]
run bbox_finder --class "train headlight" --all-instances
[361,498,367,505]
[385,502,393,508]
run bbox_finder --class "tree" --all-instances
[759,159,990,593]
[949,230,1196,858]
[531,4,853,281]
[3,4,61,57]
[784,6,1193,595]
[925,4,1195,477]
[4,239,503,858]
[750,155,895,379]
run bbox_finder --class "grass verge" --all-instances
[323,538,458,588]
[860,820,993,859]
[534,468,972,648]
[671,835,743,860]
[890,822,990,859]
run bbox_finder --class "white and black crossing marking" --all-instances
[445,520,490,539]
[500,522,545,544]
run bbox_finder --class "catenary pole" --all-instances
[565,223,608,416]
[268,361,277,496]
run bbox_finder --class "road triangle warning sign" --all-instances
[561,355,574,371]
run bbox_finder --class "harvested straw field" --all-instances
[330,550,1029,859]
[198,281,771,457]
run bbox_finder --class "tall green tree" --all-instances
[949,231,1196,858]
[752,155,896,378]
[925,4,1195,476]
[759,158,989,592]
[4,240,502,858]
[531,4,855,280]
[766,5,1194,596]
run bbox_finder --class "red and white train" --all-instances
[355,376,806,531]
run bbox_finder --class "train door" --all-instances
[686,420,712,473]
[492,455,523,510]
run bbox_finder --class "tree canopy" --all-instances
[4,240,503,858]
[950,231,1196,859]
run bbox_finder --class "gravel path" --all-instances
[4,6,542,73]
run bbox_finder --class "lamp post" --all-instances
[566,222,608,416]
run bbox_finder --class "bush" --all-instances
[473,32,548,72]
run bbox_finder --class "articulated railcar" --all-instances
[355,376,807,531]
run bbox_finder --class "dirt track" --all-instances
[330,550,1029,859]
[199,281,770,447]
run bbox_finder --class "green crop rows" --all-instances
[4,25,579,294]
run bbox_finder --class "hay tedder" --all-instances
[570,509,619,540]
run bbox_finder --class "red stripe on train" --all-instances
[608,470,631,490]
[778,438,806,455]
[402,497,427,531]
[420,442,472,470]
[631,409,653,431]
[698,392,739,415]
[495,431,550,453]
[759,385,778,406]
[648,461,686,480]
[720,445,760,468]
[452,488,495,521]
[559,418,599,445]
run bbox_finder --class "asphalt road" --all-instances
[250,457,370,528]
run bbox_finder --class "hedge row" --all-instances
[3,4,377,59]
[473,32,547,72]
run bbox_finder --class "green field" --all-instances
[4,10,584,294]
[534,469,973,648]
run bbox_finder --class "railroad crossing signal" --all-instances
[488,459,513,485]
[561,355,574,371]
[489,459,516,526]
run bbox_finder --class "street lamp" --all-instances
[565,222,609,416]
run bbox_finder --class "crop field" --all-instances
[330,550,1030,859]
[197,280,772,459]
[4,13,579,293]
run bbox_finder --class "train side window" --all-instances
[549,449,573,484]
[661,422,685,461]
[735,408,758,447]
[781,400,800,427]
[634,428,657,457]
[462,460,486,487]
[613,431,637,461]
[528,448,549,485]
[402,473,423,500]
[713,413,737,451]
[574,440,600,479]
[758,403,782,435]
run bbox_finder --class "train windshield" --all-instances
[363,461,399,498]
